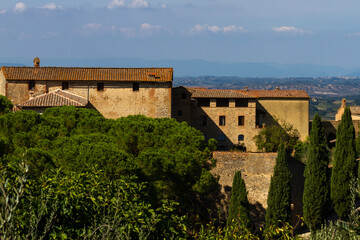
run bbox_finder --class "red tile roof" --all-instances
[186,87,309,99]
[1,67,173,82]
[17,89,88,107]
[244,90,309,99]
[187,88,256,98]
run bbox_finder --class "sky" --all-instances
[1,0,360,68]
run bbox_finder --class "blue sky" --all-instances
[1,0,360,68]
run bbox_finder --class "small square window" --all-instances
[238,134,244,141]
[219,134,225,141]
[219,116,226,126]
[238,116,245,126]
[133,82,139,91]
[197,98,210,107]
[200,116,207,126]
[97,82,104,91]
[216,99,229,107]
[28,81,35,91]
[236,99,248,107]
[62,81,69,90]
[178,110,183,116]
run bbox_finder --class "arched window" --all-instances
[238,134,244,141]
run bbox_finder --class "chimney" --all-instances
[33,57,40,68]
[244,86,249,91]
[341,98,346,108]
[275,87,280,90]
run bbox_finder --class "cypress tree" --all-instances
[330,107,357,219]
[227,171,251,229]
[265,143,292,229]
[303,113,330,231]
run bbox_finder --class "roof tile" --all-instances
[1,67,173,82]
[17,89,88,107]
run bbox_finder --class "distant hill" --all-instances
[1,57,359,77]
[0,63,26,67]
[29,57,360,78]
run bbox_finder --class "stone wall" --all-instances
[5,80,172,119]
[0,70,5,96]
[257,98,309,141]
[211,151,305,225]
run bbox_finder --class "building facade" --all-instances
[1,58,310,152]
[172,87,309,152]
[0,58,173,118]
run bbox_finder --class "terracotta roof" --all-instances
[1,67,173,82]
[187,88,256,98]
[17,89,88,107]
[186,87,309,99]
[244,90,309,99]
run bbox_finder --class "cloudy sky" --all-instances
[1,0,360,68]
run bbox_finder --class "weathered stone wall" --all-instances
[257,98,309,141]
[172,87,261,152]
[212,151,305,225]
[5,80,172,119]
[0,70,5,96]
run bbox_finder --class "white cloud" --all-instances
[129,0,150,8]
[0,9,7,14]
[139,22,169,36]
[39,3,63,10]
[83,23,102,31]
[272,26,311,34]
[161,4,167,8]
[190,24,247,34]
[14,2,26,13]
[119,27,137,37]
[223,25,246,33]
[108,0,125,9]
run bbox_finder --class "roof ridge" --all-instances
[56,90,88,105]
[2,66,173,70]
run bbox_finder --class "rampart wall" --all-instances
[211,151,305,225]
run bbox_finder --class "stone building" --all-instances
[0,57,173,118]
[1,58,311,152]
[172,87,309,152]
[335,98,360,121]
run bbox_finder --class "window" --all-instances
[238,134,244,141]
[238,116,245,126]
[28,81,35,91]
[178,110,183,116]
[219,134,225,141]
[62,81,69,90]
[216,98,229,107]
[219,116,226,126]
[133,82,139,91]
[197,98,210,107]
[181,92,187,99]
[235,99,248,107]
[200,116,207,126]
[97,82,104,91]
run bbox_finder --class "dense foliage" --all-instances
[330,107,357,219]
[0,95,13,115]
[226,171,251,230]
[302,114,330,231]
[0,106,220,238]
[265,143,292,230]
[253,121,300,152]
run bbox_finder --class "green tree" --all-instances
[303,114,330,231]
[331,107,357,219]
[253,121,300,152]
[227,171,251,230]
[0,95,13,115]
[265,143,292,229]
